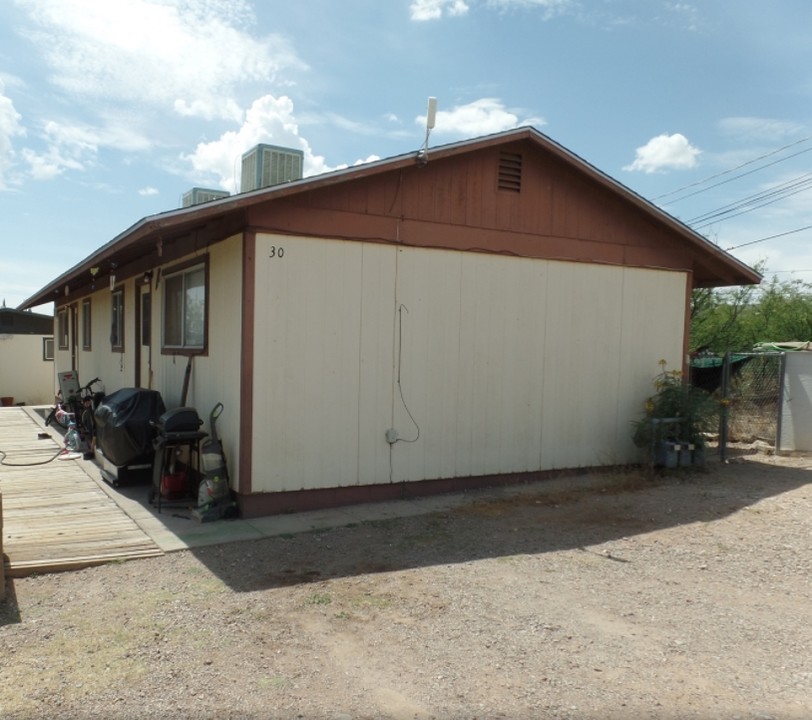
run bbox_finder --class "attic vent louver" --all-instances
[498,151,522,192]
[241,144,304,193]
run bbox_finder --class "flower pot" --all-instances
[1,397,13,407]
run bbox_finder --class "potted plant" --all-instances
[632,361,720,467]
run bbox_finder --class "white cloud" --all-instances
[354,155,381,166]
[19,116,153,180]
[0,80,25,189]
[420,98,544,137]
[410,0,470,21]
[410,0,573,20]
[139,186,159,196]
[21,144,84,180]
[485,0,572,18]
[183,94,340,193]
[624,133,701,173]
[718,117,804,142]
[15,0,306,121]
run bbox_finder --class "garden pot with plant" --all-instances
[632,362,719,467]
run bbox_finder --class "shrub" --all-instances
[632,363,720,450]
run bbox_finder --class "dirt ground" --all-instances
[1,449,810,720]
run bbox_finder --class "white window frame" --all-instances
[43,337,55,361]
[57,308,69,350]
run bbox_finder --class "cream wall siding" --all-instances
[82,286,135,390]
[0,334,54,405]
[393,250,549,481]
[538,264,686,468]
[615,268,688,455]
[252,236,374,491]
[455,253,547,476]
[250,234,688,494]
[150,238,243,486]
[392,248,464,481]
[356,245,399,484]
[54,238,244,488]
[53,289,135,396]
[540,263,625,468]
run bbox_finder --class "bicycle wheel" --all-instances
[46,405,70,429]
[80,406,96,439]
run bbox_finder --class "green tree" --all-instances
[691,265,812,353]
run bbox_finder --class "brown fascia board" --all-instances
[507,128,761,288]
[247,126,761,287]
[18,127,760,310]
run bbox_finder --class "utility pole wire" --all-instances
[653,134,812,203]
[725,224,812,251]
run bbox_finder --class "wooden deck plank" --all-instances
[1,407,164,577]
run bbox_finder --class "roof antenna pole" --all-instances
[417,97,437,166]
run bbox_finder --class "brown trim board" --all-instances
[239,230,256,495]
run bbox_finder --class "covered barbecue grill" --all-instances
[95,388,166,486]
[149,407,207,512]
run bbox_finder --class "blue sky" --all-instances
[2,0,811,312]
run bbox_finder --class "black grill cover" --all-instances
[155,407,203,434]
[95,388,166,467]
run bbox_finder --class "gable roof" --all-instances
[19,126,760,310]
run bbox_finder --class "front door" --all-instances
[70,303,79,371]
[135,284,152,388]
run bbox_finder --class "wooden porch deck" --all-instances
[0,407,163,578]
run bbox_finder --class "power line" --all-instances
[689,172,812,227]
[725,224,812,251]
[654,134,812,203]
[666,146,812,206]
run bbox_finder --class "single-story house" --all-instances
[0,306,55,406]
[19,127,760,517]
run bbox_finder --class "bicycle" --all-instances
[45,376,105,449]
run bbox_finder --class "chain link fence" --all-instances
[689,352,786,459]
[700,352,785,460]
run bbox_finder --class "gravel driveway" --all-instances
[1,451,810,719]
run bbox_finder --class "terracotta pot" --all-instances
[0,397,14,407]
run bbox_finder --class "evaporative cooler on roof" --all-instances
[182,187,230,207]
[240,144,304,192]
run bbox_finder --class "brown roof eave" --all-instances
[18,126,760,308]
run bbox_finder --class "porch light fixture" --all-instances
[142,270,153,285]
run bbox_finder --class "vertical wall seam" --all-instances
[356,245,365,486]
[614,268,627,452]
[539,261,549,470]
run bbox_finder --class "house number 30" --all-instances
[269,246,285,258]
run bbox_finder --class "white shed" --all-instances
[0,307,55,406]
